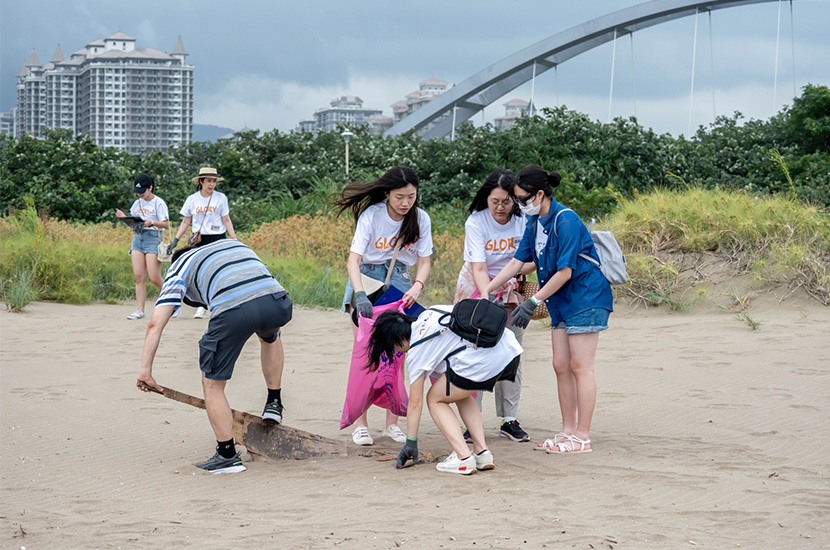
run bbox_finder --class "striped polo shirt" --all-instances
[156,240,285,318]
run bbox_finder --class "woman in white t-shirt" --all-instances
[115,174,170,320]
[454,168,534,443]
[334,166,434,446]
[365,307,522,475]
[169,166,238,318]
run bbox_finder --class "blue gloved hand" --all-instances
[512,297,537,329]
[166,237,179,256]
[396,438,418,468]
[354,290,374,319]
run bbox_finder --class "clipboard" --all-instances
[119,216,145,230]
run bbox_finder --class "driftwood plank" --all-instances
[138,382,347,461]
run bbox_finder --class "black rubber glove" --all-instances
[488,293,497,303]
[354,290,374,319]
[396,438,418,468]
[166,237,179,256]
[512,298,537,329]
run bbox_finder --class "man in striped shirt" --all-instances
[136,240,293,474]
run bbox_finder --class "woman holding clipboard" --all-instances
[115,174,170,320]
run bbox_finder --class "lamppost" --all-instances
[341,130,354,177]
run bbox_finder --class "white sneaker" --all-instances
[352,426,374,446]
[126,310,145,320]
[381,424,406,443]
[475,449,495,471]
[436,451,477,475]
[194,307,207,319]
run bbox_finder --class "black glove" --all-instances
[166,237,179,256]
[396,438,418,468]
[354,290,374,319]
[488,293,497,303]
[512,298,537,329]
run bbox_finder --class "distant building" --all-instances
[14,32,193,153]
[0,109,15,135]
[494,99,532,131]
[391,77,449,136]
[297,96,389,134]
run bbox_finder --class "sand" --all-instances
[2,295,829,549]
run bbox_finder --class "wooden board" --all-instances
[138,382,347,461]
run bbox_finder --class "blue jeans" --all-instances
[130,230,161,254]
[341,261,412,312]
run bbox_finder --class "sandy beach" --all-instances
[2,294,828,549]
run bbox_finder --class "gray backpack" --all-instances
[554,209,627,285]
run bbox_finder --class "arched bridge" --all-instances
[385,0,791,139]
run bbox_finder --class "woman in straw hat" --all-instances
[168,167,238,319]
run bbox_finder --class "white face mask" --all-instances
[518,194,541,216]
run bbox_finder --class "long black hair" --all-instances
[365,310,417,371]
[334,166,422,248]
[468,168,520,217]
[515,164,562,198]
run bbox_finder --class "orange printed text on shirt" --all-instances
[485,238,516,252]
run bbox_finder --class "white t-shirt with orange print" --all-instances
[180,191,230,236]
[350,200,433,266]
[463,209,526,277]
[129,196,169,232]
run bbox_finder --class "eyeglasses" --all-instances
[513,193,534,206]
[488,198,513,208]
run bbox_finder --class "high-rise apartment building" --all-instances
[297,96,392,135]
[494,99,532,131]
[14,32,193,153]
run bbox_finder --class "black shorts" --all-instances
[445,354,520,395]
[198,292,293,381]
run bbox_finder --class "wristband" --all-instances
[355,290,366,296]
[406,437,417,442]
[413,280,424,289]
[529,295,540,307]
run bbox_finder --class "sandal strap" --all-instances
[553,436,591,453]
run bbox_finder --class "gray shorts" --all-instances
[198,292,293,381]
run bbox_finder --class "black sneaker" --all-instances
[262,400,283,423]
[195,452,246,474]
[499,420,530,442]
[462,428,473,444]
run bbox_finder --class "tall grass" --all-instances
[605,187,830,306]
[2,188,828,312]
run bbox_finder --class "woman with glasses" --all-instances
[454,168,533,443]
[486,165,613,454]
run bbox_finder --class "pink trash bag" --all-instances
[340,300,409,430]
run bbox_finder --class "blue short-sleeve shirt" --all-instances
[514,199,613,324]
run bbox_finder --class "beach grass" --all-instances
[2,188,828,312]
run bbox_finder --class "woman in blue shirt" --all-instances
[486,165,613,454]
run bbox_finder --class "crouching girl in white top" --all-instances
[365,306,522,475]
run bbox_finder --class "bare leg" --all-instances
[426,377,476,458]
[201,377,232,442]
[131,251,148,312]
[260,335,284,389]
[456,395,487,454]
[145,253,164,292]
[551,328,577,435]
[568,332,599,446]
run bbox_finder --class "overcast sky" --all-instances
[2,0,828,137]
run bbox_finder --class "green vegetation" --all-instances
[2,85,828,315]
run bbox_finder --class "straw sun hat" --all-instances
[191,167,225,182]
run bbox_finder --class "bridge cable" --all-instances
[529,61,537,116]
[709,10,716,119]
[790,0,796,98]
[608,28,618,123]
[773,0,782,111]
[630,33,638,119]
[688,7,699,135]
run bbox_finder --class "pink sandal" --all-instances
[546,435,592,454]
[534,433,572,451]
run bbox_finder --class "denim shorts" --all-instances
[553,307,610,334]
[130,230,161,254]
[341,261,412,311]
